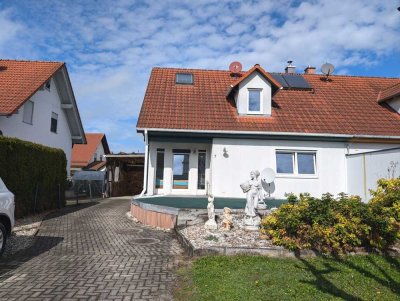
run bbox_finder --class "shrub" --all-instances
[368,178,400,249]
[0,136,66,217]
[262,180,400,254]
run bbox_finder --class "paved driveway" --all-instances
[0,197,183,300]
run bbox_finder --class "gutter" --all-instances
[136,127,400,141]
[140,129,149,197]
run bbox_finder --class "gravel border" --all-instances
[3,212,50,257]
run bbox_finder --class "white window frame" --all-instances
[247,88,263,114]
[275,150,318,178]
[22,100,34,125]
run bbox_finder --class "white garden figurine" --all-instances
[204,194,218,230]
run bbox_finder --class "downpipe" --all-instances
[139,129,149,197]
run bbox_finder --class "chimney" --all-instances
[304,65,316,74]
[285,60,296,74]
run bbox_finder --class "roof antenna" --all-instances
[321,62,335,81]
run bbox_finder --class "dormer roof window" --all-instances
[176,73,193,85]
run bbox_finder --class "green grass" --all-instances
[174,255,400,301]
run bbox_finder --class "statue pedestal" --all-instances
[242,215,261,231]
[204,219,218,230]
[243,225,260,231]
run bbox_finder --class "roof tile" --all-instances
[137,67,400,137]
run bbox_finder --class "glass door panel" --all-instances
[173,152,189,189]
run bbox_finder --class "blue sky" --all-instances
[0,0,399,152]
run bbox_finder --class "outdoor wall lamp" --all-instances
[223,147,229,158]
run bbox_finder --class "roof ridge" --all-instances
[152,67,399,79]
[0,59,64,64]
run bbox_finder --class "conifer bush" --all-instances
[0,136,67,217]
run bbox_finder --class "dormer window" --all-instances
[248,89,262,113]
[176,73,193,85]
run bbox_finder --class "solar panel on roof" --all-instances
[282,74,311,89]
[270,73,289,88]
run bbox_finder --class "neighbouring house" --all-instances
[0,59,86,175]
[71,133,110,175]
[137,62,400,201]
[105,153,144,197]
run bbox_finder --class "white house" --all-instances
[136,63,400,201]
[0,60,86,174]
[71,133,110,174]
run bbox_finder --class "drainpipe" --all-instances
[140,129,149,197]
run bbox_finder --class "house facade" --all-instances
[137,64,400,201]
[71,133,110,174]
[0,60,86,174]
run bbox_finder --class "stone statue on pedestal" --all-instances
[240,170,265,230]
[204,195,218,230]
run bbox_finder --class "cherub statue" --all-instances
[221,207,233,230]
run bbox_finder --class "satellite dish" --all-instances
[229,61,242,73]
[321,63,335,76]
[261,168,276,184]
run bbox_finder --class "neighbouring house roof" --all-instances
[377,82,400,103]
[85,160,106,171]
[71,133,110,168]
[137,66,400,139]
[0,59,86,144]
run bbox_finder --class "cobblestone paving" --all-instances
[0,198,183,300]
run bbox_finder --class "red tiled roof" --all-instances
[0,60,64,115]
[377,82,400,103]
[71,133,107,168]
[137,67,400,137]
[85,161,106,171]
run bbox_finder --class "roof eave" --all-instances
[137,127,400,141]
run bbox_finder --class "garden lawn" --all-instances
[174,255,400,301]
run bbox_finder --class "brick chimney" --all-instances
[304,66,316,74]
[285,60,296,74]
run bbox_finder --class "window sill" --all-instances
[22,121,33,125]
[276,174,318,179]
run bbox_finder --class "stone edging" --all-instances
[174,228,400,258]
[174,228,318,258]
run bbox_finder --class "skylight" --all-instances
[176,73,193,85]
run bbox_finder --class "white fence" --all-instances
[347,147,400,202]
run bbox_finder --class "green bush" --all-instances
[261,180,400,254]
[368,178,400,249]
[0,136,66,217]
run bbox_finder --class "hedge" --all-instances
[0,136,67,217]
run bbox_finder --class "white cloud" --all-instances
[0,0,399,151]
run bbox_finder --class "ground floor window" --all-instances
[276,151,316,175]
[197,150,206,189]
[173,149,190,189]
[155,148,164,189]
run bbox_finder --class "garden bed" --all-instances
[177,212,317,258]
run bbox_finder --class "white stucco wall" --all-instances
[211,138,348,199]
[91,142,106,163]
[347,148,400,201]
[0,78,73,174]
[236,71,272,116]
[147,141,211,196]
[145,136,400,200]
